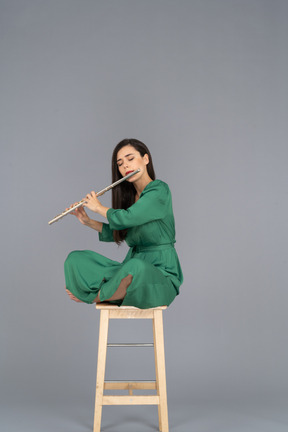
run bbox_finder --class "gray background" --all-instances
[1,1,287,431]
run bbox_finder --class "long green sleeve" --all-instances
[106,180,170,231]
[98,223,114,242]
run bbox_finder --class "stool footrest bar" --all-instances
[107,343,154,347]
[102,395,160,405]
[104,381,156,390]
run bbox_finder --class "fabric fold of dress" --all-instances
[64,179,183,309]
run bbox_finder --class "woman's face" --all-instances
[116,145,149,180]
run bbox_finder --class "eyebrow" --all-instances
[116,153,135,163]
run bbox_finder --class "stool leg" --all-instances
[153,314,162,430]
[93,309,109,432]
[153,310,169,432]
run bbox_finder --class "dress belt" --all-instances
[132,243,175,253]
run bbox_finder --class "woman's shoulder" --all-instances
[143,179,170,193]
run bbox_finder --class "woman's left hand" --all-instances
[83,191,102,213]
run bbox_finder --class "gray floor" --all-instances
[1,398,288,432]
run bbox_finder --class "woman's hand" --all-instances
[66,203,91,225]
[68,192,109,223]
[83,192,109,218]
[83,191,102,213]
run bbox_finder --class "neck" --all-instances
[133,174,153,197]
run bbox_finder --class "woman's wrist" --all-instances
[84,217,93,227]
[97,206,110,219]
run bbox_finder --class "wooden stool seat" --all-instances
[93,303,169,432]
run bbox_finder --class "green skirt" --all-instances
[64,245,181,309]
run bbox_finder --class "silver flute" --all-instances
[48,169,140,225]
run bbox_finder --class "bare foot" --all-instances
[65,288,83,303]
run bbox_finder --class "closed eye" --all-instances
[117,155,135,166]
[117,153,135,165]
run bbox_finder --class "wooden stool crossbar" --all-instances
[93,303,169,432]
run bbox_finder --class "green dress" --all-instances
[64,180,183,309]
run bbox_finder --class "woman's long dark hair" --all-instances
[111,138,156,244]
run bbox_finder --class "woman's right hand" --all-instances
[66,203,91,225]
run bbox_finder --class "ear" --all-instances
[143,153,149,165]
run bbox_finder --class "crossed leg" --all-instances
[65,274,133,304]
[92,274,133,303]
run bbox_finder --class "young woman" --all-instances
[64,138,183,309]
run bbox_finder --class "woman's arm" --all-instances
[84,219,103,232]
[106,181,170,230]
[69,204,103,232]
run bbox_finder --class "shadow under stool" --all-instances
[93,303,169,432]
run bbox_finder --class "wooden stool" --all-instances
[93,303,169,432]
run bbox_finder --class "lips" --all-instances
[125,170,134,175]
